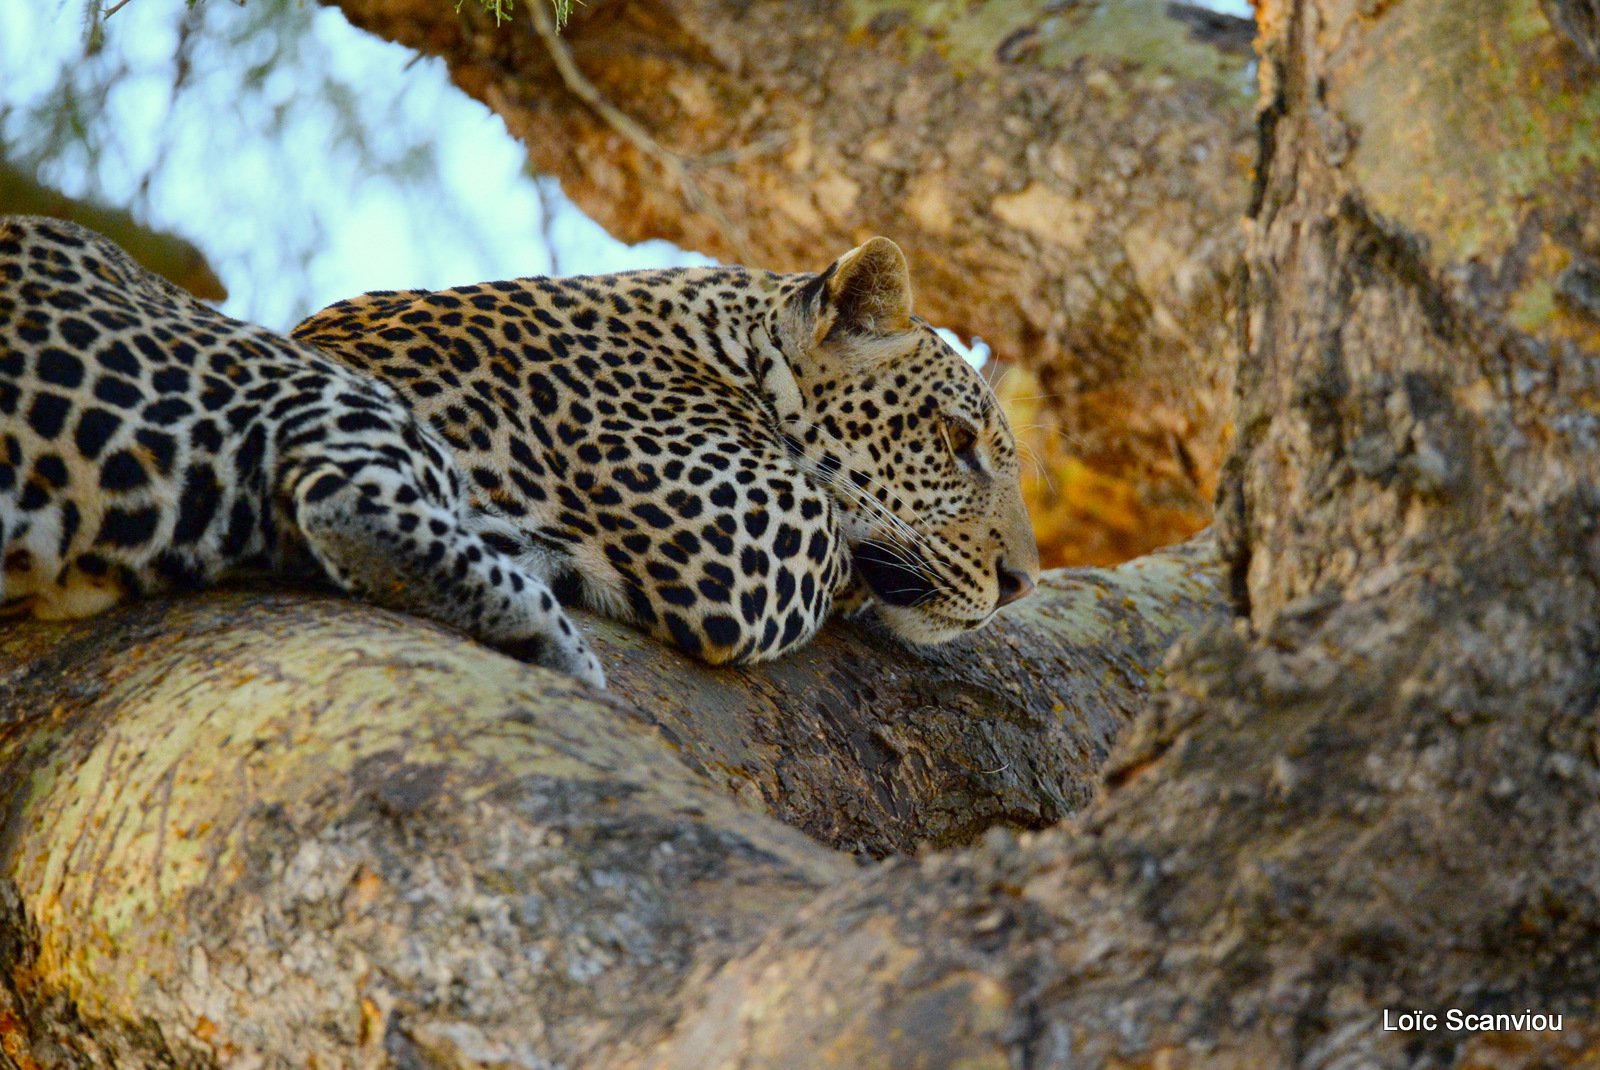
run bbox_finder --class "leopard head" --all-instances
[773,237,1040,643]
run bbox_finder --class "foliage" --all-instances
[2,0,506,326]
[459,0,575,26]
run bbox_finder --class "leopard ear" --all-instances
[813,237,913,342]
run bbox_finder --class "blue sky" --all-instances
[0,0,1252,333]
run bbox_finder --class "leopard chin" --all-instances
[850,538,991,644]
[851,538,942,609]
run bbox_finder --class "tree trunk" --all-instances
[0,542,1221,1068]
[326,0,1256,563]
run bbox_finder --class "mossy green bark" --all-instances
[0,594,848,1066]
[850,0,1255,98]
[1335,0,1600,270]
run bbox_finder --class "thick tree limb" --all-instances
[598,533,1224,856]
[0,540,1222,1067]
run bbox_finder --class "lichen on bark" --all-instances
[7,0,1593,1065]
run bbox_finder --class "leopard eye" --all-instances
[943,417,978,460]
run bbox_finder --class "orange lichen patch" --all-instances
[0,1008,43,1070]
[359,996,385,1048]
[994,363,1213,568]
[346,865,385,914]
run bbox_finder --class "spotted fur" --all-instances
[293,237,1040,664]
[0,216,604,687]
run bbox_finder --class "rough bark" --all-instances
[0,542,1221,1068]
[599,534,1223,857]
[326,0,1256,562]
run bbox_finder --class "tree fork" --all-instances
[5,0,1593,1066]
[614,1,1600,1066]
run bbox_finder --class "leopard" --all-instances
[292,236,1040,666]
[0,215,605,687]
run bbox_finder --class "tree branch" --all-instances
[0,540,1223,1067]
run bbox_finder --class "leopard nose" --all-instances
[995,560,1036,608]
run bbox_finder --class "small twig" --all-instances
[692,129,793,169]
[530,0,780,262]
[102,0,136,18]
[533,176,564,275]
